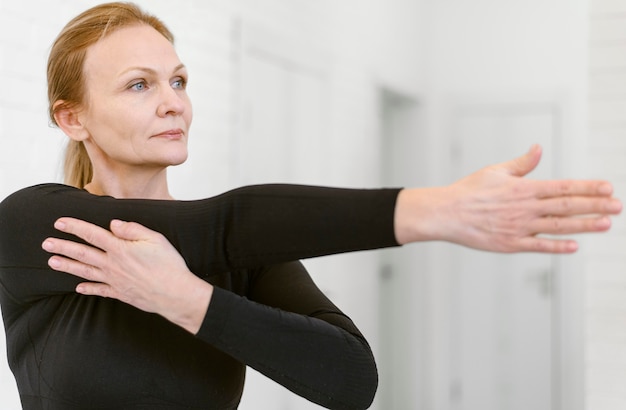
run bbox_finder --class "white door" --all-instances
[378,88,426,410]
[447,101,560,410]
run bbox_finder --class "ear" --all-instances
[53,101,89,142]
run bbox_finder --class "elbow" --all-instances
[353,354,379,410]
[327,350,379,410]
[350,365,378,410]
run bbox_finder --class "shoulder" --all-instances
[0,183,86,223]
[2,183,80,205]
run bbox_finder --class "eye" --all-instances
[129,80,148,91]
[172,77,187,89]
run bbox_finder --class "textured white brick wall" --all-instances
[588,0,626,408]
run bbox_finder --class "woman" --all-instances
[0,3,621,409]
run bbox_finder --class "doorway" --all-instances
[446,100,561,410]
[378,87,427,410]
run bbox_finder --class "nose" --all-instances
[156,83,186,117]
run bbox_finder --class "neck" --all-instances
[85,167,173,200]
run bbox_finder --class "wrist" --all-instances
[166,274,213,334]
[394,186,453,244]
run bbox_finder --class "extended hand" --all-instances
[42,218,212,334]
[394,145,622,253]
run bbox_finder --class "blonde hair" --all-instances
[47,2,174,188]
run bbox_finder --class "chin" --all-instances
[171,155,189,166]
[164,149,189,166]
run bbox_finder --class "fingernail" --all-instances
[565,241,579,253]
[608,199,623,212]
[48,257,61,268]
[111,219,124,228]
[54,220,66,230]
[598,183,613,195]
[42,240,54,251]
[596,216,611,229]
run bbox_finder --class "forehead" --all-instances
[84,24,180,78]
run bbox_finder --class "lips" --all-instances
[152,129,185,140]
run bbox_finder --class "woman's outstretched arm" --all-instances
[35,145,622,333]
[394,144,621,252]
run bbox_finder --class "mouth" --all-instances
[152,129,185,140]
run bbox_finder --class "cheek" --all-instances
[90,114,141,153]
[85,100,126,133]
[184,99,193,126]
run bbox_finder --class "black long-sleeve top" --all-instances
[0,183,401,410]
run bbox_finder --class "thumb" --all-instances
[109,219,152,241]
[500,144,542,177]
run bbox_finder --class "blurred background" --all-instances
[0,0,624,409]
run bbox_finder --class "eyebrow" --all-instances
[120,63,186,76]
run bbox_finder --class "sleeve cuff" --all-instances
[195,286,237,344]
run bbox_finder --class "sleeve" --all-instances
[0,183,400,302]
[0,184,393,408]
[198,261,378,410]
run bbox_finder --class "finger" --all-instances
[75,282,115,298]
[530,179,615,199]
[42,237,106,267]
[528,215,612,236]
[110,219,160,241]
[532,196,622,217]
[497,144,542,178]
[516,236,579,254]
[54,217,116,250]
[47,255,104,282]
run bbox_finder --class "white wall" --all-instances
[0,3,70,408]
[587,0,626,408]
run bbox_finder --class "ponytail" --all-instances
[63,140,93,188]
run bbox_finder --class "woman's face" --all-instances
[78,24,192,170]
